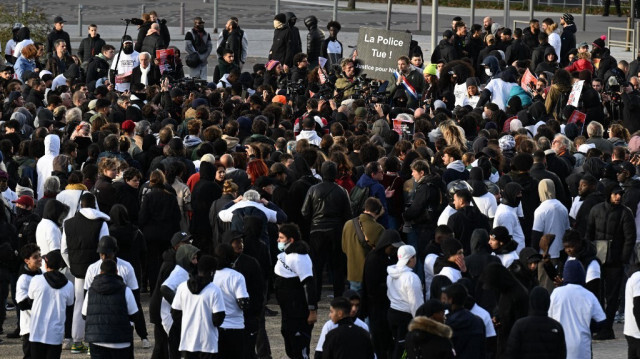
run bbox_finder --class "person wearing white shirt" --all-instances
[160,244,199,358]
[83,236,150,348]
[387,245,424,358]
[489,226,520,267]
[562,230,601,300]
[35,200,69,270]
[0,170,17,212]
[27,250,74,359]
[531,179,569,259]
[15,243,42,359]
[624,267,640,357]
[81,259,139,357]
[434,238,466,284]
[542,19,561,63]
[548,260,605,359]
[295,117,323,147]
[493,182,526,252]
[213,243,250,358]
[171,255,226,357]
[110,36,140,92]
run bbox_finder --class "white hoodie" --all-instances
[296,130,322,147]
[36,134,60,199]
[386,264,424,316]
[60,207,110,268]
[35,218,61,272]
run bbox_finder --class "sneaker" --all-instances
[62,338,72,350]
[142,338,151,349]
[5,303,15,311]
[71,342,89,354]
[6,328,20,338]
[592,330,615,341]
[264,307,279,317]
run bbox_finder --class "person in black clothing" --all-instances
[304,16,325,69]
[442,283,486,359]
[431,30,458,64]
[571,174,605,238]
[85,45,115,87]
[290,53,309,88]
[140,23,166,62]
[220,20,243,67]
[530,32,552,73]
[77,24,106,64]
[321,297,374,358]
[405,304,454,359]
[480,263,529,357]
[190,162,222,254]
[522,19,540,50]
[113,168,142,225]
[130,52,162,88]
[505,28,531,65]
[465,24,484,69]
[447,188,490,254]
[285,13,303,59]
[504,286,566,359]
[535,47,560,75]
[362,229,403,359]
[222,231,265,359]
[47,16,71,55]
[109,204,146,285]
[508,247,542,291]
[560,14,577,66]
[497,28,513,52]
[0,199,18,339]
[269,13,293,69]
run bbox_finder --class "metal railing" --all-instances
[608,26,635,52]
[513,20,529,31]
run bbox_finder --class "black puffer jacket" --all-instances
[430,39,458,63]
[504,286,566,359]
[268,26,293,67]
[447,206,490,255]
[85,274,133,344]
[304,16,325,65]
[403,174,444,228]
[138,186,181,244]
[78,34,106,62]
[190,162,222,252]
[585,185,636,266]
[301,179,352,232]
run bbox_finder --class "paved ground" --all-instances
[0,288,629,358]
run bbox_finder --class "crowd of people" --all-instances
[2,6,640,359]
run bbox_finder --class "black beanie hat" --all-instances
[441,238,463,257]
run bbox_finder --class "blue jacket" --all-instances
[355,174,389,228]
[14,56,36,83]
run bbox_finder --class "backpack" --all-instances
[553,90,570,121]
[349,185,370,217]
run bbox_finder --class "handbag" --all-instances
[185,52,201,68]
[352,217,373,254]
[595,240,610,264]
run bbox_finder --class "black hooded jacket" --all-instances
[403,174,445,228]
[362,230,399,314]
[481,263,529,357]
[447,206,491,255]
[446,307,486,359]
[109,204,145,274]
[304,16,325,64]
[190,162,222,251]
[573,190,605,238]
[504,286,566,359]
[405,316,454,359]
[44,270,69,289]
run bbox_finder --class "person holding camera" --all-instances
[185,17,213,80]
[622,81,640,133]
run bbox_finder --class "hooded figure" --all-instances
[303,16,325,68]
[108,204,145,279]
[504,286,566,359]
[285,12,302,58]
[269,13,293,67]
[535,47,560,75]
[469,167,497,221]
[509,247,542,291]
[35,199,70,269]
[36,134,60,199]
[531,179,570,259]
[481,262,529,357]
[493,182,526,251]
[190,161,222,253]
[405,316,454,359]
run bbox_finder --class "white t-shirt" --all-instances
[566,257,600,283]
[172,281,226,353]
[81,285,138,348]
[437,206,457,226]
[84,258,138,291]
[437,266,462,284]
[5,39,16,60]
[16,271,39,336]
[625,271,640,338]
[569,197,583,220]
[315,318,369,351]
[548,283,606,359]
[484,78,517,110]
[161,265,189,333]
[110,50,140,92]
[470,303,496,337]
[493,204,525,253]
[28,274,74,345]
[13,39,34,58]
[424,253,439,300]
[473,192,497,219]
[532,199,570,258]
[493,250,519,268]
[453,83,467,107]
[274,251,313,282]
[212,267,249,329]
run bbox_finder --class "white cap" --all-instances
[39,70,53,79]
[396,245,416,267]
[578,143,596,154]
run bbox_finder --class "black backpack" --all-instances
[349,185,370,217]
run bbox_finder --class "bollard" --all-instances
[22,0,27,15]
[431,0,438,54]
[141,4,145,18]
[78,4,83,37]
[417,0,422,31]
[275,0,280,15]
[582,0,586,31]
[180,2,185,35]
[213,0,219,33]
[529,0,534,25]
[386,0,392,30]
[504,0,510,32]
[333,0,338,21]
[470,0,475,27]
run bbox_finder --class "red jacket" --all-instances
[565,59,594,74]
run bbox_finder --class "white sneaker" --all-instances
[142,338,151,349]
[62,338,72,350]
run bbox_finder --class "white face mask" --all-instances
[485,68,493,77]
[482,112,488,119]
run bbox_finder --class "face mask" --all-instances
[277,242,287,252]
[123,44,133,55]
[68,164,73,172]
[485,68,493,77]
[482,112,488,120]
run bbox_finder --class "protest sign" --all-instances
[567,110,586,125]
[567,80,584,107]
[356,27,411,83]
[393,115,414,138]
[520,69,538,95]
[156,48,176,75]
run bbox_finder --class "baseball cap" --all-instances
[397,245,416,267]
[12,195,34,208]
[579,41,589,48]
[171,231,193,247]
[54,16,66,24]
